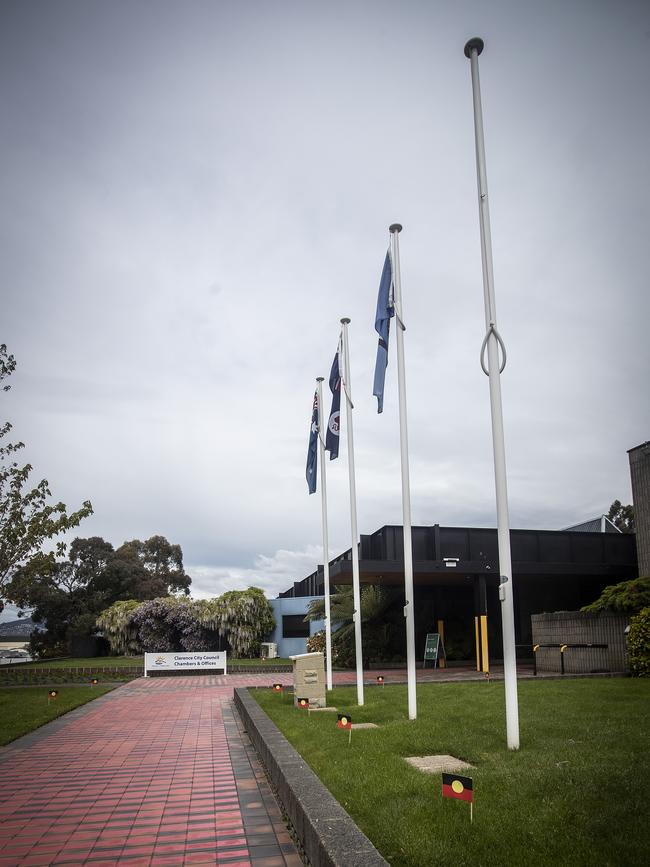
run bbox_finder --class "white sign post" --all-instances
[144,652,227,676]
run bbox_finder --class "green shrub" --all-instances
[628,606,650,677]
[306,629,326,655]
[97,587,276,658]
[305,585,405,666]
[582,575,650,614]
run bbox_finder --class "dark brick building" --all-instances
[628,441,650,577]
[279,523,638,664]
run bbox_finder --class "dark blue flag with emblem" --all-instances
[372,251,394,413]
[325,344,341,460]
[306,390,318,494]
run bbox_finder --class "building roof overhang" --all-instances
[328,557,629,587]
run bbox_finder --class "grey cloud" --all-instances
[1,1,648,620]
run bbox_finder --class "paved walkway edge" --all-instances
[234,688,388,867]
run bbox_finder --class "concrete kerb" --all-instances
[234,687,388,867]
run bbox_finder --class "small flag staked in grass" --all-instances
[48,690,58,703]
[337,713,352,744]
[442,773,474,822]
[271,683,283,692]
[91,678,98,686]
[376,675,385,686]
[297,697,309,709]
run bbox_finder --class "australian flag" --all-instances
[372,251,394,413]
[306,390,318,494]
[325,346,341,460]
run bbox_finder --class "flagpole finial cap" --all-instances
[464,37,484,58]
[389,223,402,234]
[316,376,324,382]
[340,317,351,325]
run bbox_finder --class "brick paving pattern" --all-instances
[0,677,304,867]
[0,664,538,866]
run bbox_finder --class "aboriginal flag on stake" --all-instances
[337,714,352,730]
[271,683,283,692]
[442,773,473,803]
[297,697,309,709]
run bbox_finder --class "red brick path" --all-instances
[0,678,303,867]
[0,665,536,865]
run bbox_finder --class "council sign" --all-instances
[144,652,227,676]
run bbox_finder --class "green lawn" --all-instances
[254,679,650,867]
[0,685,116,746]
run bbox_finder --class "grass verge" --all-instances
[0,685,116,746]
[254,678,649,867]
[17,656,143,669]
[2,655,292,685]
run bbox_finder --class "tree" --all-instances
[96,587,276,658]
[581,575,650,614]
[68,536,115,583]
[0,344,93,613]
[113,536,191,599]
[627,607,650,677]
[95,600,142,655]
[7,551,98,656]
[129,597,214,652]
[197,588,275,657]
[305,585,403,666]
[607,499,635,533]
[6,533,193,657]
[97,543,149,601]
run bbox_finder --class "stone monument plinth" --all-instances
[289,651,326,708]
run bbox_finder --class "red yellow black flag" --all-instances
[271,683,283,692]
[442,773,473,803]
[297,697,309,708]
[337,714,352,730]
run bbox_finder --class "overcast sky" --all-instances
[1,0,648,617]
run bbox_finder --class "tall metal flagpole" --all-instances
[390,224,417,721]
[316,376,333,692]
[340,318,364,706]
[464,37,520,749]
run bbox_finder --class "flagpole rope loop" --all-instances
[480,322,507,375]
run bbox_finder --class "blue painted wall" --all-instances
[269,596,324,658]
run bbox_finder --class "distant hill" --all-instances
[0,619,45,639]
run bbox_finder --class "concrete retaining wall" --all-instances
[531,611,630,674]
[234,688,388,867]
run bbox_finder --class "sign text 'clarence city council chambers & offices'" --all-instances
[144,652,227,676]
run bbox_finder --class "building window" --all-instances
[282,615,309,639]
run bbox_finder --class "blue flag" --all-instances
[372,251,394,413]
[306,390,318,494]
[325,347,341,460]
